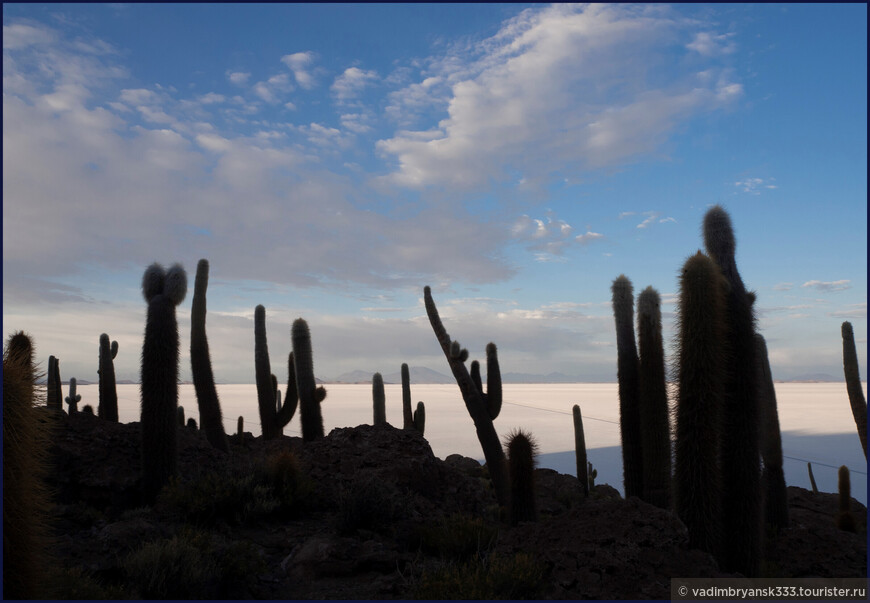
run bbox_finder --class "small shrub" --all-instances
[52,566,130,600]
[418,513,499,560]
[336,475,405,535]
[414,551,548,599]
[258,448,312,517]
[123,529,219,599]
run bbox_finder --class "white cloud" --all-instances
[377,4,743,191]
[197,92,226,104]
[331,66,378,102]
[3,22,57,49]
[227,71,250,85]
[773,282,794,291]
[281,51,316,89]
[802,280,852,292]
[340,112,373,134]
[687,31,737,56]
[576,231,604,245]
[735,176,777,194]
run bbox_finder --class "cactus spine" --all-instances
[47,355,62,411]
[372,372,386,426]
[755,334,788,530]
[611,275,643,499]
[704,205,762,577]
[3,332,54,599]
[637,286,671,509]
[841,321,867,458]
[506,429,538,526]
[98,333,119,422]
[189,259,229,452]
[293,318,327,442]
[674,251,726,557]
[424,286,509,509]
[413,401,426,435]
[836,465,856,532]
[140,262,187,503]
[573,404,589,497]
[65,377,81,413]
[402,363,413,430]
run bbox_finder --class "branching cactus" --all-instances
[254,307,300,440]
[293,318,327,442]
[372,372,387,426]
[65,377,81,413]
[413,401,426,435]
[573,404,589,497]
[402,363,413,430]
[3,332,54,599]
[836,465,856,532]
[140,262,187,503]
[506,429,538,526]
[637,286,671,509]
[841,321,867,458]
[47,355,62,411]
[704,205,762,577]
[189,259,229,452]
[470,343,503,420]
[423,286,509,509]
[611,275,643,499]
[98,333,119,422]
[755,334,788,530]
[674,252,726,557]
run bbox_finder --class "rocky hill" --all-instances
[38,409,867,599]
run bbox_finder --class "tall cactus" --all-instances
[65,377,81,413]
[189,259,229,452]
[703,205,762,577]
[254,306,299,440]
[506,429,538,526]
[611,275,643,499]
[292,318,327,442]
[637,286,671,509]
[3,332,54,599]
[372,372,387,426]
[755,334,788,530]
[401,363,413,430]
[47,355,62,411]
[140,262,187,503]
[674,251,726,556]
[836,465,856,532]
[424,286,509,509]
[98,333,119,422]
[841,321,867,458]
[573,404,589,497]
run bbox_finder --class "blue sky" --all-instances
[3,3,866,384]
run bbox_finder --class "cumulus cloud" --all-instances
[511,213,603,259]
[227,71,250,85]
[687,31,737,56]
[377,4,743,191]
[801,280,852,292]
[281,51,316,89]
[331,66,378,102]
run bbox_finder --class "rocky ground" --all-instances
[35,409,868,599]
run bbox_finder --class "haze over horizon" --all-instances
[3,4,866,386]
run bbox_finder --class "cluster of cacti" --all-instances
[424,285,508,509]
[140,262,187,503]
[47,355,63,411]
[506,429,538,526]
[572,404,589,497]
[372,372,387,425]
[254,305,301,440]
[292,317,327,442]
[756,334,788,530]
[65,377,81,413]
[841,321,867,458]
[3,332,54,599]
[98,333,119,421]
[189,259,229,452]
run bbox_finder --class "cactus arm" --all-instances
[401,363,413,430]
[277,352,298,428]
[485,343,502,420]
[423,286,509,509]
[841,321,867,458]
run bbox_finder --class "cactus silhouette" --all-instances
[177,405,185,427]
[703,205,761,577]
[47,355,62,411]
[611,275,643,499]
[424,286,509,509]
[82,404,95,415]
[413,401,426,435]
[140,262,187,503]
[3,332,54,599]
[470,343,503,420]
[506,429,538,526]
[674,252,726,556]
[836,465,856,532]
[186,418,197,430]
[293,317,327,442]
[189,259,229,452]
[637,286,671,509]
[98,333,119,422]
[755,334,788,530]
[807,463,819,493]
[372,372,387,425]
[573,404,589,497]
[254,306,300,440]
[402,363,413,430]
[841,321,867,458]
[65,377,81,413]
[237,415,244,438]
